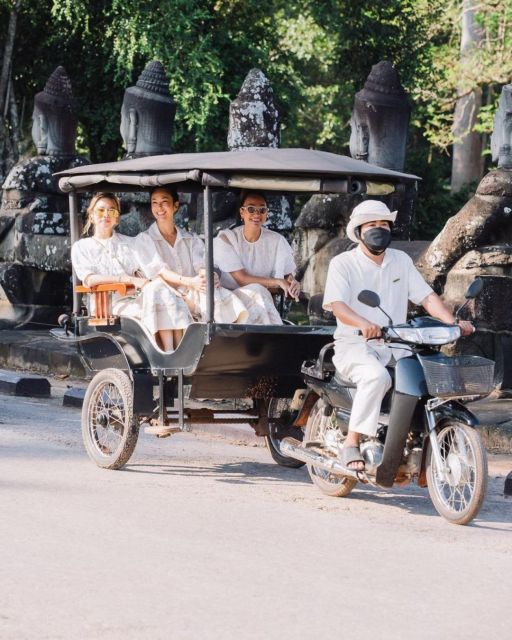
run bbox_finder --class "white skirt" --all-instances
[113,279,192,335]
[187,286,249,324]
[231,283,283,325]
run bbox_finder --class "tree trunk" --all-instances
[0,0,22,115]
[451,0,484,194]
[0,0,22,181]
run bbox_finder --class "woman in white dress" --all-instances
[213,191,301,324]
[135,186,248,324]
[71,192,193,352]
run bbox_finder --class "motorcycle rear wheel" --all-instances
[426,420,487,525]
[304,399,357,497]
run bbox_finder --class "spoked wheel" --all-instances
[82,368,139,470]
[304,399,357,497]
[265,397,305,468]
[426,421,487,525]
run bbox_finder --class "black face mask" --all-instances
[362,227,391,255]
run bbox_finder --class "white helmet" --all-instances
[346,200,397,243]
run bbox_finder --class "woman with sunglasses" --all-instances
[135,186,248,324]
[71,192,192,352]
[214,191,300,324]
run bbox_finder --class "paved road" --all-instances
[1,392,511,640]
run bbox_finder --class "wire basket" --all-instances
[419,355,495,398]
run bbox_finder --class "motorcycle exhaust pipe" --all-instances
[280,438,359,480]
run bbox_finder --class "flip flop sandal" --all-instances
[340,445,365,471]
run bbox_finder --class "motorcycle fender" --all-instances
[430,400,479,430]
[293,388,319,427]
[394,357,429,397]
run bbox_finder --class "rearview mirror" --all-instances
[465,277,483,299]
[358,290,381,308]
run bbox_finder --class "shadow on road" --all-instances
[125,460,312,486]
[125,460,511,528]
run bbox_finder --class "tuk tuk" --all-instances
[51,147,418,469]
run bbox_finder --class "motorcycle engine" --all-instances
[360,440,384,476]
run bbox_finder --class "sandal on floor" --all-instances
[340,445,365,471]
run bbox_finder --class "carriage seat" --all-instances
[75,283,135,326]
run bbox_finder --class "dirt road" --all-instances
[1,393,511,640]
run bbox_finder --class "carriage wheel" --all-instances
[265,397,305,468]
[82,368,139,470]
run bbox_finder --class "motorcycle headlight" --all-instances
[389,325,461,345]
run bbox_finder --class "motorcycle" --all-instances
[281,278,493,525]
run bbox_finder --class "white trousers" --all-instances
[332,341,393,437]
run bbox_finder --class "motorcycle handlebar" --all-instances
[356,322,474,342]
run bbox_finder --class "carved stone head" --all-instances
[31,66,77,157]
[349,61,410,171]
[228,68,280,150]
[120,60,176,157]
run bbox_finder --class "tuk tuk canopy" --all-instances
[56,147,419,194]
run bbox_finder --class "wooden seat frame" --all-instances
[76,283,135,326]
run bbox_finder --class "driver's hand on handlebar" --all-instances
[458,320,475,337]
[360,320,382,340]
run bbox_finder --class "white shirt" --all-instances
[323,246,433,342]
[137,222,205,277]
[71,231,165,283]
[214,225,296,290]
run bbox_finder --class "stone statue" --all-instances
[31,66,78,157]
[199,68,292,234]
[120,60,176,158]
[350,61,410,172]
[295,62,414,301]
[0,66,88,327]
[117,61,177,236]
[490,84,512,170]
[228,68,279,149]
[418,102,512,389]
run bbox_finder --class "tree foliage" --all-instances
[1,0,512,236]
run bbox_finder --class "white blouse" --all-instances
[137,222,205,277]
[213,226,296,290]
[71,231,166,283]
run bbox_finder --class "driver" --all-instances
[323,200,474,471]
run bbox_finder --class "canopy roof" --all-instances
[56,148,419,194]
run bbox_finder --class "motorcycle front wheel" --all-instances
[426,421,487,525]
[304,399,357,497]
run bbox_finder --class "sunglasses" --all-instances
[95,207,120,218]
[241,205,269,215]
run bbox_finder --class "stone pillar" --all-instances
[0,66,88,327]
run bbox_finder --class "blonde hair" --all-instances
[83,192,121,235]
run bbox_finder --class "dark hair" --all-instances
[239,190,268,208]
[150,185,179,204]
